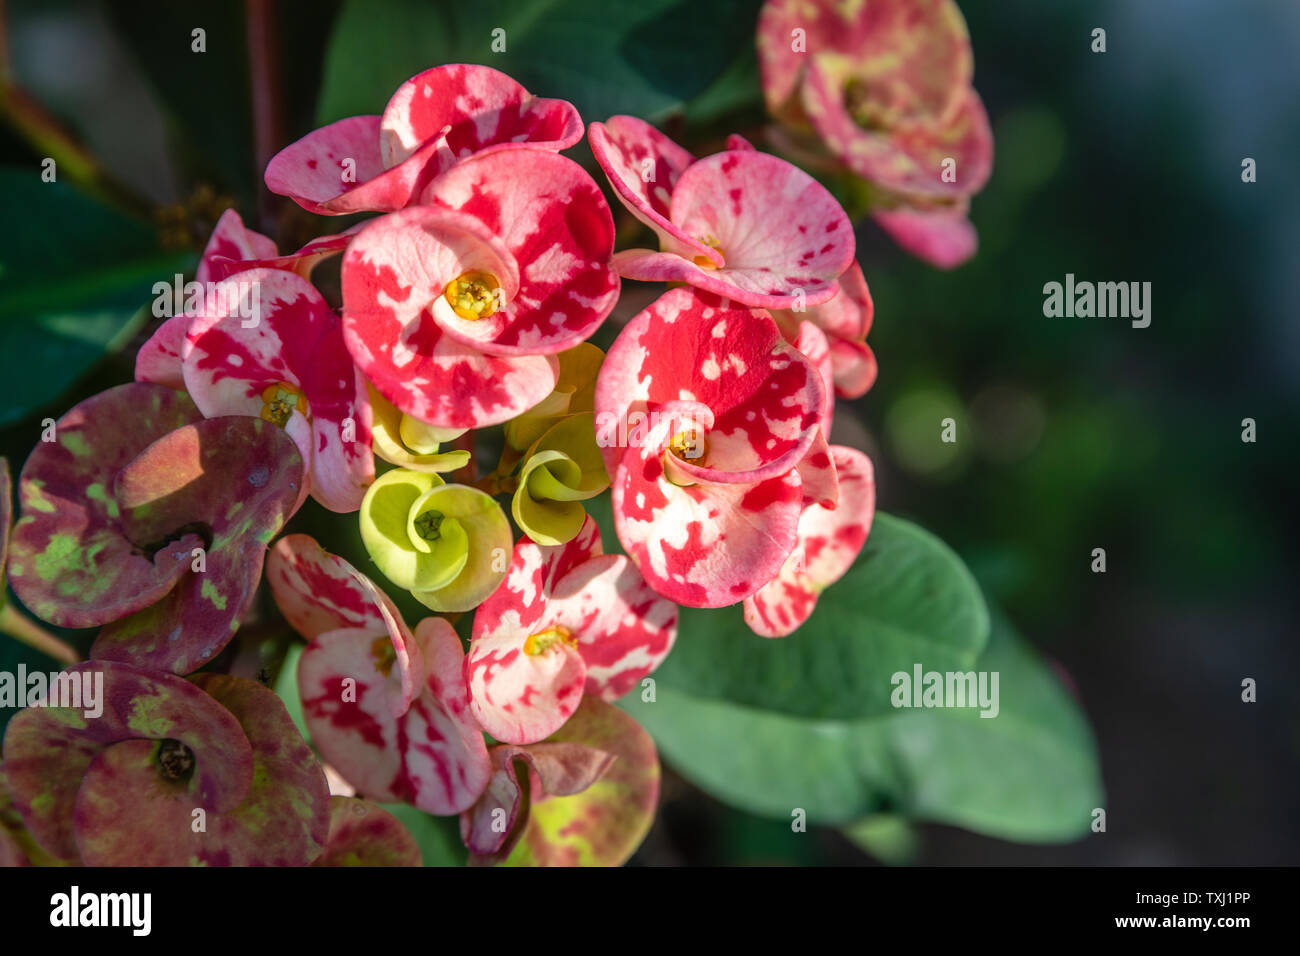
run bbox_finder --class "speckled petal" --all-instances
[804,64,992,200]
[502,697,658,867]
[2,661,253,861]
[312,796,421,866]
[92,416,304,674]
[265,115,446,215]
[417,149,620,355]
[6,384,203,628]
[744,446,875,637]
[299,617,489,815]
[588,116,717,264]
[342,205,562,428]
[73,674,330,865]
[182,269,373,513]
[460,741,614,864]
[381,64,582,167]
[616,150,853,309]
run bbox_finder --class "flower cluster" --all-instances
[0,5,995,860]
[758,0,994,267]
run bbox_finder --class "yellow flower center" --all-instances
[692,234,723,270]
[668,426,707,463]
[444,271,502,320]
[260,382,309,428]
[370,636,397,677]
[524,624,577,656]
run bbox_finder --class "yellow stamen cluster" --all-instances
[524,624,577,656]
[444,271,502,320]
[260,382,309,428]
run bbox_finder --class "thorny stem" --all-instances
[0,603,81,666]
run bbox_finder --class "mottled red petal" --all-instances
[744,446,875,637]
[6,384,202,628]
[92,416,304,674]
[312,796,421,866]
[182,269,374,513]
[2,661,253,861]
[381,64,582,167]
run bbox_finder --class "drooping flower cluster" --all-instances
[757,0,994,267]
[0,9,994,861]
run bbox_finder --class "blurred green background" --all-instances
[1,0,1296,865]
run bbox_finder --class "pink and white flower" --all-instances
[465,517,677,745]
[341,148,619,429]
[265,64,583,215]
[756,0,993,269]
[135,209,353,391]
[589,114,854,308]
[743,446,876,637]
[594,287,831,607]
[181,268,373,513]
[268,535,491,815]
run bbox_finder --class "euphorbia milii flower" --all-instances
[181,268,374,513]
[6,383,303,674]
[341,148,619,429]
[360,468,512,612]
[465,516,677,745]
[589,114,854,308]
[756,0,993,268]
[460,697,659,866]
[266,63,583,215]
[136,209,352,390]
[594,287,831,607]
[743,446,876,637]
[268,535,491,814]
[2,661,331,865]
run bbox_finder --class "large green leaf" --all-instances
[316,0,762,126]
[653,513,990,719]
[0,168,193,427]
[623,613,1103,842]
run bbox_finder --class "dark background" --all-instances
[1,0,1296,865]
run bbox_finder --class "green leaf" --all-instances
[317,0,763,127]
[623,612,1103,842]
[0,168,193,427]
[651,513,990,719]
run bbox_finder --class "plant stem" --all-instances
[244,0,285,233]
[0,603,80,665]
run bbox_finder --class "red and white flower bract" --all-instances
[181,268,374,513]
[269,535,491,815]
[341,149,618,429]
[466,517,677,745]
[135,209,351,391]
[594,287,829,607]
[743,446,876,637]
[590,115,854,308]
[265,64,583,215]
[756,0,993,269]
[773,260,877,401]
